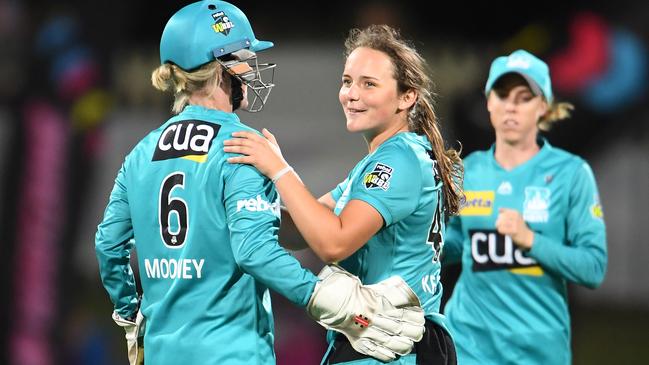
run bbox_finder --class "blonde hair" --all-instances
[151,61,224,114]
[344,25,464,215]
[538,101,574,131]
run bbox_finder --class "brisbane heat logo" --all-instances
[211,11,234,35]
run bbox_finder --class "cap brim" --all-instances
[487,71,543,98]
[515,72,543,97]
[250,39,273,52]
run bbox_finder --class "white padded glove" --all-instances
[306,265,425,362]
[112,310,145,365]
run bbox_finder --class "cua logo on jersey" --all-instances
[211,11,234,35]
[460,191,494,216]
[363,163,393,190]
[470,229,543,276]
[153,120,221,163]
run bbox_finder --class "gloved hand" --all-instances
[306,265,425,362]
[112,310,145,365]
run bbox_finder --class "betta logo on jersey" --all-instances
[470,229,543,276]
[460,191,494,216]
[363,163,393,191]
[211,11,234,35]
[153,120,221,163]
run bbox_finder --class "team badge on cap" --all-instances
[211,11,234,35]
[485,49,553,103]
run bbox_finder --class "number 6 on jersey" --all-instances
[159,172,189,248]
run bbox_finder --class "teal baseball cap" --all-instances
[485,49,553,103]
[160,1,273,71]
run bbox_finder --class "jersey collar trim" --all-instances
[489,137,552,173]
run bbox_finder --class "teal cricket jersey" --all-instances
[443,139,607,365]
[95,105,318,365]
[330,132,449,331]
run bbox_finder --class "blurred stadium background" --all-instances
[1,0,648,364]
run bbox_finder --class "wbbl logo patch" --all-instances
[363,163,393,190]
[153,120,221,163]
[211,11,234,35]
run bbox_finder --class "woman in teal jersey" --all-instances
[94,3,426,365]
[442,49,608,365]
[224,25,463,365]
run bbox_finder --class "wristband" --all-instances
[271,166,294,183]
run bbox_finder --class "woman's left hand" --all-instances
[495,208,535,250]
[224,128,289,178]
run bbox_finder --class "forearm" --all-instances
[229,215,318,306]
[275,172,351,262]
[528,233,607,288]
[95,236,139,317]
[235,238,318,306]
[95,173,139,317]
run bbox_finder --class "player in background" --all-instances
[224,25,463,365]
[442,49,608,365]
[95,3,426,365]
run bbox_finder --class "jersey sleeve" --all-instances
[95,162,139,318]
[347,146,422,226]
[329,177,349,202]
[442,215,464,265]
[528,161,608,288]
[224,164,318,307]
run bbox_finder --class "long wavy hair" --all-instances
[344,25,464,215]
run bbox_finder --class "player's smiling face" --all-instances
[339,47,403,135]
[487,74,548,145]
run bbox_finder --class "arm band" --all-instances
[271,166,294,183]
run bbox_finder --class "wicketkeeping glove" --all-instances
[306,264,425,362]
[112,310,145,365]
